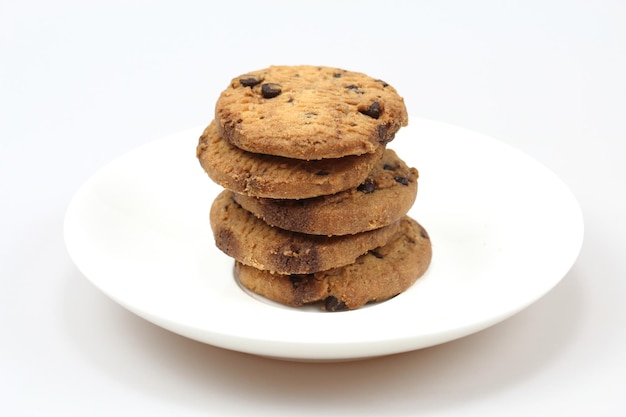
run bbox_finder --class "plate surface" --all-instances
[64,118,584,361]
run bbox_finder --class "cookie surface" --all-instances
[235,216,432,311]
[197,121,384,199]
[215,65,408,160]
[232,149,418,235]
[210,190,401,274]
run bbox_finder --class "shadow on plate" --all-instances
[61,260,585,414]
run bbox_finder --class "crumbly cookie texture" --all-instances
[232,149,418,236]
[235,216,432,311]
[196,121,384,199]
[215,65,408,160]
[210,190,401,275]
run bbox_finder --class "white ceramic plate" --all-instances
[64,118,584,361]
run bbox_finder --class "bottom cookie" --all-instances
[235,216,432,311]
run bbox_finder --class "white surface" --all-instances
[63,119,583,361]
[1,0,624,414]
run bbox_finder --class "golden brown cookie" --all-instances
[210,190,401,274]
[232,149,418,235]
[196,121,384,199]
[215,65,408,160]
[235,216,432,311]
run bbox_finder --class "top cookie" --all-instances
[215,65,408,160]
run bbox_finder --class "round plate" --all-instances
[64,118,584,361]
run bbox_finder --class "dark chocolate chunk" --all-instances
[369,250,384,259]
[394,176,409,186]
[359,102,381,119]
[261,83,282,98]
[357,178,377,194]
[383,163,395,171]
[325,296,348,312]
[315,170,330,176]
[239,77,262,87]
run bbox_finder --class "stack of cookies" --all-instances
[196,65,432,311]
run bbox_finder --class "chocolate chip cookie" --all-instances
[210,190,401,274]
[196,121,384,199]
[215,65,408,160]
[235,216,432,311]
[232,149,418,235]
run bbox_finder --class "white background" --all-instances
[1,0,625,415]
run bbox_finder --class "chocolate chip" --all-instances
[369,250,384,259]
[315,170,330,176]
[378,123,396,143]
[394,176,409,186]
[357,178,377,194]
[383,164,395,171]
[239,77,262,87]
[376,79,389,87]
[359,102,381,119]
[333,72,343,78]
[325,296,347,312]
[289,275,304,288]
[346,84,364,94]
[261,83,282,98]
